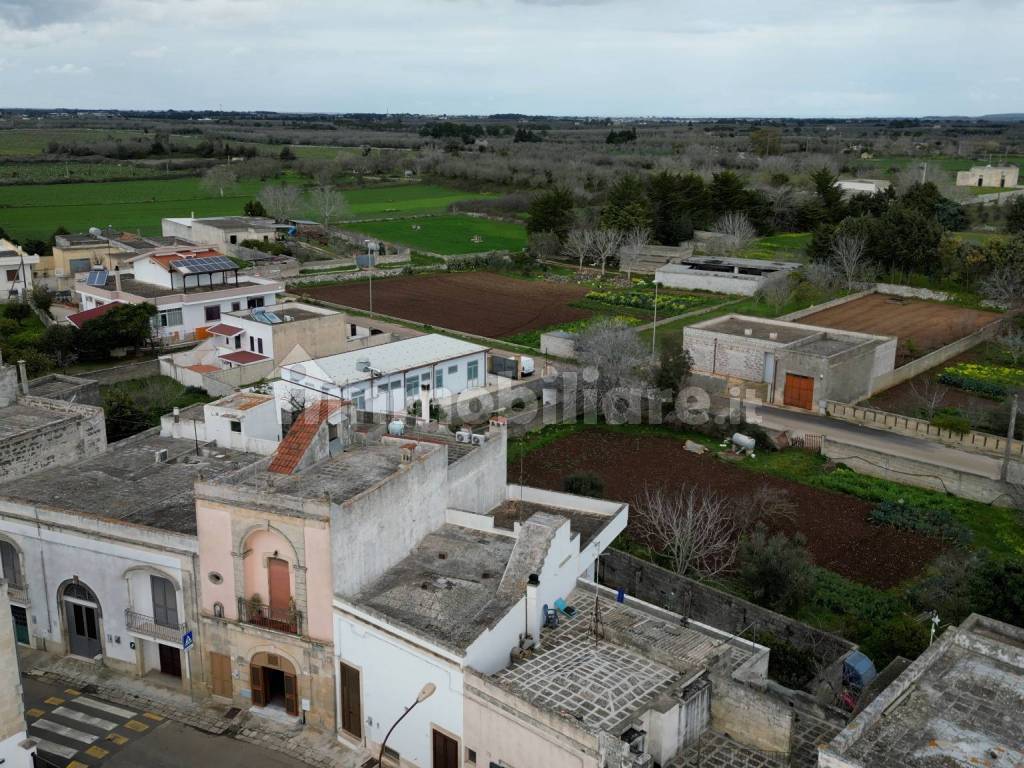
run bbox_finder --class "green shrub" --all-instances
[563,472,604,498]
[870,499,972,545]
[929,409,971,435]
[938,370,1008,399]
[738,526,815,614]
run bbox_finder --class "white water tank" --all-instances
[387,419,405,436]
[731,433,756,453]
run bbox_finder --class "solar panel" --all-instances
[252,309,281,324]
[170,256,238,275]
[86,269,108,286]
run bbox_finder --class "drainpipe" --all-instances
[526,574,541,650]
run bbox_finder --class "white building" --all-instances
[955,164,1019,188]
[834,178,891,196]
[161,216,281,249]
[331,417,629,768]
[0,583,34,768]
[0,240,38,300]
[277,334,488,415]
[72,245,282,344]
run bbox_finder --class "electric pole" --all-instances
[1001,393,1018,483]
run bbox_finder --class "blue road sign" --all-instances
[182,630,194,651]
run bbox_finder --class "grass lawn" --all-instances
[741,232,812,263]
[0,176,263,241]
[0,161,183,184]
[347,214,527,255]
[859,155,1024,173]
[954,230,1009,246]
[0,311,46,346]
[340,184,497,220]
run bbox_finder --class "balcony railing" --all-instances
[124,609,189,646]
[237,598,303,636]
[3,579,27,604]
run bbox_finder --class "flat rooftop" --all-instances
[228,303,333,324]
[694,315,819,344]
[822,614,1024,767]
[301,334,488,387]
[27,374,96,401]
[187,216,278,231]
[790,336,860,356]
[0,433,261,534]
[210,441,435,505]
[211,392,273,412]
[489,499,614,549]
[85,275,272,300]
[489,585,748,734]
[0,401,72,440]
[353,523,518,652]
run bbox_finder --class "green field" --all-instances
[0,177,262,241]
[0,161,182,184]
[346,214,527,255]
[742,232,812,262]
[341,184,496,219]
[859,154,1024,174]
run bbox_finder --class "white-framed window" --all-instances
[447,364,458,375]
[435,369,443,390]
[205,304,221,322]
[160,308,183,327]
[405,377,420,398]
[467,360,479,383]
[350,388,366,409]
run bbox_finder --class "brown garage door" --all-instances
[783,374,815,410]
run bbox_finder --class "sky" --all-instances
[0,0,1021,117]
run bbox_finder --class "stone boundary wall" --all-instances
[873,283,951,302]
[821,435,1022,508]
[0,396,106,484]
[777,290,875,322]
[826,401,1023,459]
[868,317,1006,394]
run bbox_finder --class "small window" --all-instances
[213,602,224,618]
[6,269,19,281]
[466,748,477,764]
[208,572,223,585]
[421,373,430,382]
[257,338,264,354]
[390,380,402,390]
[205,305,221,322]
[230,420,242,433]
[447,365,458,375]
[229,235,238,245]
[231,301,241,311]
[247,296,265,309]
[249,337,255,351]
[234,335,241,349]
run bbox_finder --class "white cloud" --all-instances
[131,44,168,59]
[37,62,92,75]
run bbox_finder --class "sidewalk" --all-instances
[20,650,366,768]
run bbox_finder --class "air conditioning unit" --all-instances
[470,433,487,446]
[455,430,472,444]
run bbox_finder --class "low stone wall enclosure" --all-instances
[826,401,1024,459]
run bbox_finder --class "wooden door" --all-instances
[66,602,101,658]
[210,652,232,698]
[158,644,182,678]
[783,373,815,410]
[339,662,362,739]
[268,558,290,614]
[432,730,458,768]
[284,673,298,716]
[250,663,266,706]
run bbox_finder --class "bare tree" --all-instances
[710,212,756,256]
[575,317,650,409]
[591,229,623,276]
[908,377,949,420]
[1001,326,1024,366]
[563,228,593,272]
[982,264,1024,309]
[620,226,651,281]
[200,165,237,198]
[829,233,871,292]
[802,261,839,293]
[755,276,794,312]
[734,485,798,533]
[310,185,348,229]
[258,184,304,223]
[633,484,738,578]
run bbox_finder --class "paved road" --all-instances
[105,720,308,768]
[22,676,308,768]
[22,676,166,768]
[752,403,1005,479]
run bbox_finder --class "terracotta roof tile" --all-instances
[67,302,118,328]
[267,400,346,475]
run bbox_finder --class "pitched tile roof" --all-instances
[207,323,244,337]
[267,399,346,475]
[66,302,117,328]
[218,350,269,365]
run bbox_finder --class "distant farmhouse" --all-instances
[955,164,1019,188]
[834,178,891,196]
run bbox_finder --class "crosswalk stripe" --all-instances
[32,718,99,745]
[74,696,135,719]
[32,738,78,760]
[52,705,119,731]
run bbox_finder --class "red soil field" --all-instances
[299,272,592,338]
[519,430,946,588]
[799,293,1001,360]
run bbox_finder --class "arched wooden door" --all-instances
[250,652,298,716]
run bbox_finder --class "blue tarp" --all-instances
[843,650,877,689]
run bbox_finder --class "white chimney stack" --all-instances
[419,383,431,424]
[526,574,541,650]
[17,359,29,395]
[113,267,122,293]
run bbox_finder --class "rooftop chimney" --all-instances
[113,266,122,293]
[526,574,541,650]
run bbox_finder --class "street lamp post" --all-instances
[378,683,436,767]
